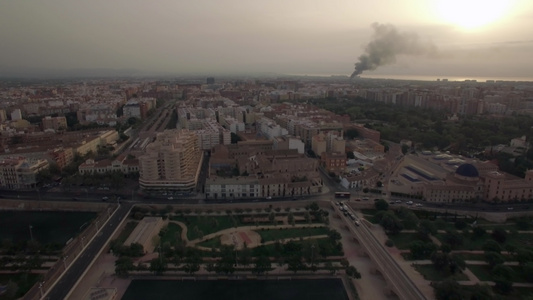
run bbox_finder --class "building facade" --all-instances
[139,129,203,191]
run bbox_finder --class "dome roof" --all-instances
[455,164,479,178]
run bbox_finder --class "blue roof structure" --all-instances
[455,164,479,178]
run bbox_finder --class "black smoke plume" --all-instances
[351,23,437,77]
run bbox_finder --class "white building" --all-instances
[205,177,261,199]
[10,109,22,121]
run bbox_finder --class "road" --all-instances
[43,203,132,300]
[335,203,427,300]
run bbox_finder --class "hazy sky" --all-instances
[1,0,533,78]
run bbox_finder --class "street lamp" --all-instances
[38,281,44,298]
[311,244,315,267]
[29,225,34,241]
[63,256,68,270]
[95,220,100,230]
[81,236,85,249]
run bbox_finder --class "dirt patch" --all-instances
[220,230,261,249]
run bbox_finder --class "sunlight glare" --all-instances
[435,0,511,30]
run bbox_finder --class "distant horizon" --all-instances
[1,67,533,83]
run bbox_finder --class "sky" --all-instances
[1,0,533,78]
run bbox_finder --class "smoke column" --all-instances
[351,23,437,78]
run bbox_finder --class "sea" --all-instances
[288,73,533,83]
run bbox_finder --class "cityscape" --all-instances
[1,1,533,300]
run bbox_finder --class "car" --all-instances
[168,196,174,200]
[355,198,361,201]
[102,196,108,201]
[415,203,423,207]
[395,200,402,203]
[406,201,413,205]
[354,220,360,226]
[362,198,369,201]
[507,207,514,210]
[266,196,272,200]
[72,197,79,201]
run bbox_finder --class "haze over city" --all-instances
[1,0,533,79]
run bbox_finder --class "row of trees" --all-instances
[307,97,533,176]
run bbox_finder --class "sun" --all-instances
[435,0,512,30]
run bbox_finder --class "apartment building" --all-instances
[42,116,67,131]
[0,156,49,189]
[78,155,139,175]
[139,129,202,191]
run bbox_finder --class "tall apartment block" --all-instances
[139,129,203,191]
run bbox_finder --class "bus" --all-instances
[334,192,351,199]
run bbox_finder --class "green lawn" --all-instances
[360,209,378,215]
[435,232,533,251]
[0,273,41,299]
[435,233,491,251]
[171,215,240,240]
[258,227,329,243]
[251,237,343,257]
[159,222,182,245]
[197,236,222,248]
[0,211,97,245]
[453,253,489,261]
[413,264,469,281]
[468,264,530,283]
[116,221,138,244]
[387,233,430,250]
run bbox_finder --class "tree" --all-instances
[516,217,532,230]
[484,251,505,269]
[516,250,533,266]
[149,257,166,275]
[468,284,495,300]
[345,128,359,139]
[442,230,463,249]
[401,144,410,155]
[491,228,507,244]
[115,257,134,276]
[493,278,513,295]
[522,262,533,282]
[454,220,467,230]
[471,226,486,240]
[409,241,437,260]
[183,253,201,274]
[433,279,463,300]
[345,265,361,279]
[253,255,271,274]
[287,256,305,273]
[380,212,403,235]
[374,199,389,211]
[340,258,349,268]
[492,265,514,281]
[288,212,295,226]
[430,252,464,274]
[268,212,276,224]
[230,132,242,144]
[239,244,252,267]
[482,240,502,253]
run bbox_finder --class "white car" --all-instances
[167,196,174,200]
[266,196,272,200]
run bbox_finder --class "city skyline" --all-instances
[1,0,533,79]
